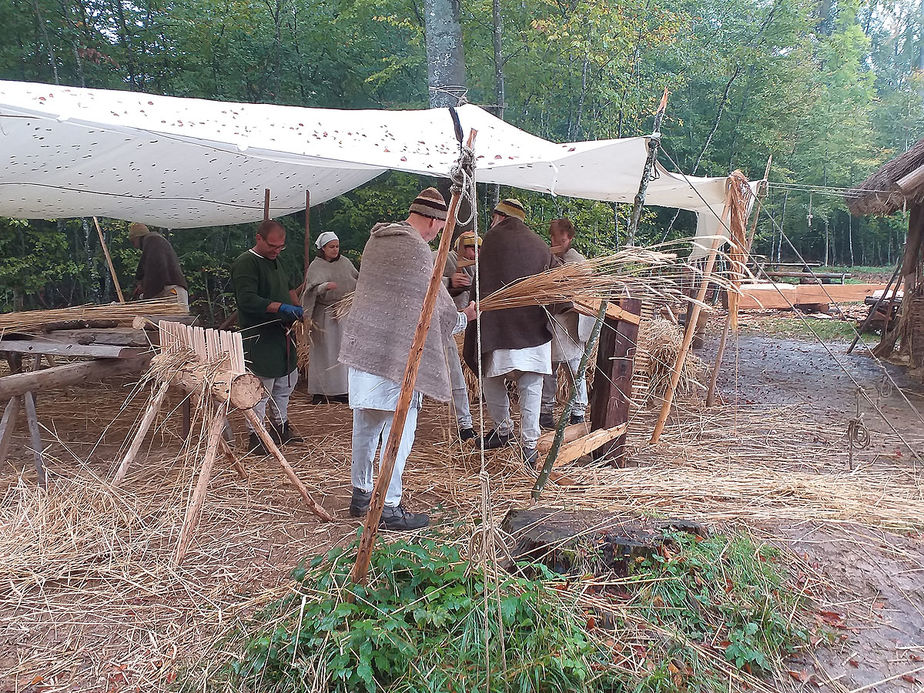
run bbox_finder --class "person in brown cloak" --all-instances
[301,231,358,404]
[128,222,189,308]
[339,187,477,530]
[462,198,558,467]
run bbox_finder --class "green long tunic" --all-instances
[231,249,299,378]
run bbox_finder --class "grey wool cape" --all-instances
[301,254,358,395]
[339,222,459,402]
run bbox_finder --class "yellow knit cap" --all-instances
[128,222,150,240]
[492,198,526,221]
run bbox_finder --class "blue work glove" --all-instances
[277,303,304,323]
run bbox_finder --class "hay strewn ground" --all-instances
[1,340,923,690]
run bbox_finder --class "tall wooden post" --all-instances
[303,190,311,275]
[588,298,642,465]
[263,189,271,221]
[626,88,668,245]
[350,131,476,586]
[93,217,125,303]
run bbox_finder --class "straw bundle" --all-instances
[641,318,705,398]
[724,171,751,329]
[294,318,311,373]
[0,298,187,333]
[477,248,682,313]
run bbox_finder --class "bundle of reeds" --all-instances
[477,249,682,313]
[0,298,187,333]
[642,318,705,398]
[330,248,686,321]
[294,319,311,373]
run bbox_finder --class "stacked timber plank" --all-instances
[734,282,886,311]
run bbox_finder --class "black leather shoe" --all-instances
[570,413,585,425]
[277,421,303,444]
[310,394,326,405]
[539,412,556,430]
[381,504,429,530]
[459,427,477,441]
[330,394,349,404]
[349,488,372,517]
[522,447,539,469]
[247,432,269,456]
[481,429,515,449]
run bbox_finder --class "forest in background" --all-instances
[0,0,922,319]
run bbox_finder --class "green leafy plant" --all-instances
[224,538,621,693]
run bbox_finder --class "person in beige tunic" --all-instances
[540,218,593,429]
[301,231,358,404]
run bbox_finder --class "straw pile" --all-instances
[640,318,705,399]
[0,298,187,333]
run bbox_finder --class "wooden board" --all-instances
[589,298,641,465]
[0,339,145,359]
[735,283,886,310]
[543,424,628,467]
[573,297,641,325]
[536,422,590,453]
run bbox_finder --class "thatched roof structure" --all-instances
[847,138,924,216]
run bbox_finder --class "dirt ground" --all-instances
[2,314,923,692]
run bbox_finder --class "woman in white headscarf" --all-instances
[301,231,358,404]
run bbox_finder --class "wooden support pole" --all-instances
[111,381,171,486]
[589,297,642,465]
[350,131,477,586]
[23,390,45,488]
[706,158,771,407]
[219,436,247,480]
[23,355,45,488]
[304,190,311,275]
[848,257,902,354]
[92,217,125,303]
[0,396,21,465]
[650,234,723,444]
[263,189,271,221]
[626,88,668,245]
[243,408,333,522]
[174,411,226,565]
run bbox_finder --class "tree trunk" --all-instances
[488,0,505,210]
[424,0,466,108]
[31,0,59,84]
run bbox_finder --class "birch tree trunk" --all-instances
[424,0,466,108]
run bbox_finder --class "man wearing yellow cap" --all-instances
[463,199,557,467]
[128,222,188,308]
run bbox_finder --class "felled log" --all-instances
[151,353,263,410]
[501,508,707,576]
[0,357,150,400]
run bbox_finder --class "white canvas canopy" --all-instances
[0,80,729,233]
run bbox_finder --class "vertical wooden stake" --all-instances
[0,396,21,465]
[263,189,271,221]
[350,130,478,586]
[174,411,226,565]
[23,391,45,488]
[93,217,125,303]
[304,190,311,276]
[650,233,723,444]
[112,381,171,486]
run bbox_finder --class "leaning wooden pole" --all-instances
[350,131,477,586]
[303,190,311,276]
[93,217,125,303]
[650,232,723,444]
[625,88,669,245]
[263,189,271,221]
[705,156,771,407]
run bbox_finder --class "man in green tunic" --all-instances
[231,220,304,454]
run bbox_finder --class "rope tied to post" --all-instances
[448,105,477,227]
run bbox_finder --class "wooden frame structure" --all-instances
[110,321,332,565]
